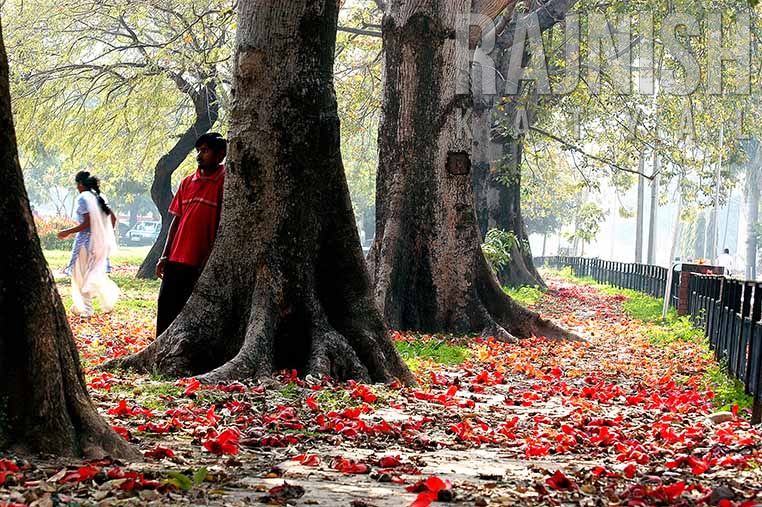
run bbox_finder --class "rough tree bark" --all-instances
[473,109,545,288]
[472,0,578,288]
[0,24,138,460]
[367,0,574,341]
[106,1,414,386]
[136,79,219,279]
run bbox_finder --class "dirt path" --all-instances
[2,274,761,506]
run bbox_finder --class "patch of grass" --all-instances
[278,382,300,401]
[313,389,353,411]
[601,288,669,323]
[503,285,545,306]
[553,266,596,285]
[193,389,231,406]
[110,275,161,292]
[44,246,151,270]
[50,271,158,319]
[703,361,754,412]
[647,316,704,347]
[394,339,467,368]
[131,382,184,410]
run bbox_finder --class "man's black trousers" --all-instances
[156,261,200,337]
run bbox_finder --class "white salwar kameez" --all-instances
[70,191,120,317]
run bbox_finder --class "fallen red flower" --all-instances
[203,428,240,455]
[546,470,577,491]
[293,454,320,466]
[332,457,370,474]
[144,446,176,460]
[378,455,402,468]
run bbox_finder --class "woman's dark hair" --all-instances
[75,171,112,216]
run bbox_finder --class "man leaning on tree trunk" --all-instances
[154,133,227,337]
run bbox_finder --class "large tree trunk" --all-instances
[367,0,573,341]
[473,131,546,288]
[647,170,659,264]
[0,23,138,460]
[744,140,761,279]
[634,155,645,263]
[106,1,414,386]
[136,81,220,279]
[471,0,579,288]
[472,95,544,288]
[694,212,707,259]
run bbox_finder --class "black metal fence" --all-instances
[535,256,762,424]
[535,256,676,303]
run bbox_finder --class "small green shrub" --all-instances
[482,229,518,275]
[703,362,754,412]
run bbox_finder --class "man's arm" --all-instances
[156,215,180,279]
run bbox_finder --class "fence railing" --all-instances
[535,256,676,303]
[535,256,762,424]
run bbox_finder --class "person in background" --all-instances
[716,248,734,277]
[58,171,120,317]
[154,132,227,337]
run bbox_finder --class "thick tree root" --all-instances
[479,256,582,342]
[103,273,415,386]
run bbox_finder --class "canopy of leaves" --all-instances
[4,0,235,209]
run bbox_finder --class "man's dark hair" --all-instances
[195,132,227,156]
[724,248,730,254]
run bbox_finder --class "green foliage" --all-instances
[516,0,762,227]
[703,362,754,412]
[394,339,467,367]
[599,286,667,323]
[567,202,607,246]
[5,0,235,213]
[334,1,384,231]
[481,229,518,275]
[522,149,584,237]
[503,285,545,306]
[163,467,207,491]
[34,215,76,250]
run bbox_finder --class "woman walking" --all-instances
[58,171,120,317]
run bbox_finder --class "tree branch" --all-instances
[337,26,382,37]
[529,126,656,180]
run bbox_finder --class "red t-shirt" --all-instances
[168,165,225,269]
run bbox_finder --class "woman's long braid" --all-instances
[75,171,112,216]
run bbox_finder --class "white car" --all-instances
[125,221,161,244]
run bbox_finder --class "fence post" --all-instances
[752,319,762,425]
